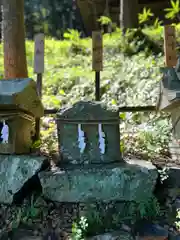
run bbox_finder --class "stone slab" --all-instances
[0,155,46,204]
[39,159,158,202]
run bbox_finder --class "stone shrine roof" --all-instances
[57,101,119,121]
[0,78,44,118]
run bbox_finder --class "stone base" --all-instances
[39,159,158,202]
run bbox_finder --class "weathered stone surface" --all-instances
[136,223,168,240]
[0,78,44,118]
[57,101,121,164]
[169,232,180,240]
[88,231,134,240]
[0,155,46,204]
[57,101,119,121]
[164,167,180,188]
[39,159,157,202]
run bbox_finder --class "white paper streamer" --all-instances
[78,124,86,153]
[1,120,9,143]
[98,123,105,154]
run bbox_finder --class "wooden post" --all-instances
[92,31,103,101]
[34,33,45,141]
[164,25,177,67]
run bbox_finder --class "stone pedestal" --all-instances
[39,160,157,203]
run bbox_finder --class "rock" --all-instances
[164,167,180,188]
[15,237,41,240]
[0,155,46,204]
[43,231,59,239]
[135,223,168,240]
[168,231,180,240]
[39,159,157,202]
[88,230,133,240]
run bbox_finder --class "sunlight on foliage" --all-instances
[138,7,154,24]
[97,16,112,25]
[153,18,163,29]
[164,0,180,19]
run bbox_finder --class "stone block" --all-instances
[39,159,157,202]
[0,155,46,204]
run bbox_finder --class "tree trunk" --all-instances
[120,0,139,30]
[2,0,28,79]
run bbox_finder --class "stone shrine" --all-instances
[0,78,46,204]
[158,56,180,163]
[39,101,157,225]
[0,78,44,154]
[56,101,122,164]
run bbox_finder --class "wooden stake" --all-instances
[34,33,45,141]
[92,31,103,101]
[164,25,177,67]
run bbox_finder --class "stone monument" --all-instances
[39,101,157,229]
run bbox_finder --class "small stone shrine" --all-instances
[56,101,122,164]
[0,78,44,154]
[158,56,180,163]
[39,101,157,225]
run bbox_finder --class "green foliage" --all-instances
[138,7,154,25]
[153,18,163,29]
[158,167,169,183]
[10,196,45,231]
[24,0,85,39]
[164,0,180,20]
[175,209,180,230]
[79,197,161,236]
[121,113,171,159]
[64,29,81,42]
[41,118,58,154]
[97,16,112,26]
[63,29,88,54]
[31,140,41,149]
[71,216,88,240]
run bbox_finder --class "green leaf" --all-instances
[120,112,126,120]
[111,99,117,105]
[59,89,65,95]
[171,0,176,8]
